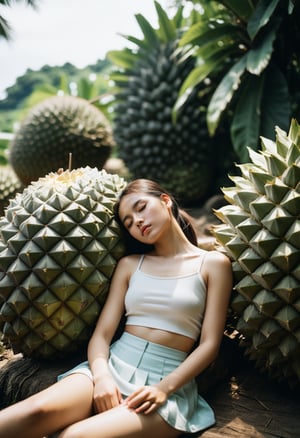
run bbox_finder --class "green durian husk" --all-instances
[0,167,127,359]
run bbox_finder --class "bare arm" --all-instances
[159,251,232,390]
[126,251,232,413]
[87,256,136,411]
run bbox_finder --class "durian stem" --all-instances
[68,153,72,171]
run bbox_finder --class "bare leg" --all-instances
[0,373,94,438]
[58,404,181,438]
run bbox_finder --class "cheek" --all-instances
[159,209,172,225]
[127,226,140,240]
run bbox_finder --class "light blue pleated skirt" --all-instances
[58,332,215,433]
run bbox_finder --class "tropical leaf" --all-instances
[246,18,280,75]
[173,5,185,28]
[180,21,244,48]
[220,0,256,22]
[175,16,247,116]
[135,13,160,48]
[0,14,10,39]
[247,0,280,40]
[107,49,137,70]
[230,73,264,161]
[76,77,94,100]
[0,0,38,40]
[173,46,234,118]
[176,0,299,163]
[207,56,247,136]
[287,0,296,14]
[58,74,69,94]
[118,34,149,50]
[179,19,212,46]
[108,4,185,72]
[0,0,37,6]
[193,37,237,59]
[155,0,176,42]
[107,71,129,85]
[260,63,290,139]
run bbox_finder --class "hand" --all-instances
[93,375,123,413]
[124,385,167,414]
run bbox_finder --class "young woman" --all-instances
[0,179,232,438]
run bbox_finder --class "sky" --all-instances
[0,0,172,99]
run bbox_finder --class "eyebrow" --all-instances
[120,199,143,225]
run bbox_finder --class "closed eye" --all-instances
[137,202,146,212]
[121,199,147,229]
[124,219,133,230]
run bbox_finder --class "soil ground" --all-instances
[1,335,299,438]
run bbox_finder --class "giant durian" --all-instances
[9,96,114,185]
[0,167,126,359]
[214,119,300,387]
[107,2,226,205]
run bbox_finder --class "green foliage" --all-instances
[107,1,235,203]
[0,59,111,112]
[9,95,114,185]
[176,0,300,162]
[0,0,38,40]
[0,58,113,159]
[0,140,9,165]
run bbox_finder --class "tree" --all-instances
[0,0,38,40]
[0,59,113,134]
[175,0,300,162]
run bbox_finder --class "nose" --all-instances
[134,214,143,227]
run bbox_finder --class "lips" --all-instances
[141,225,151,236]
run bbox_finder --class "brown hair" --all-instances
[114,179,198,254]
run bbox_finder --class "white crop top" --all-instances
[124,254,207,340]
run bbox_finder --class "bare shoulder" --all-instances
[203,250,232,276]
[204,249,231,265]
[115,254,142,276]
[203,250,232,298]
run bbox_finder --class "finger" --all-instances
[134,400,153,413]
[94,397,110,413]
[146,401,159,414]
[125,393,145,408]
[125,387,144,403]
[124,392,141,408]
[118,388,123,404]
[126,396,149,410]
[94,393,122,413]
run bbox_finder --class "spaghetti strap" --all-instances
[136,254,145,271]
[198,252,207,273]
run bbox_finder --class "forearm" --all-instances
[157,341,218,396]
[88,333,124,411]
[87,336,111,381]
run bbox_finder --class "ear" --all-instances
[160,193,172,207]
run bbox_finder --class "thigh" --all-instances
[0,373,94,438]
[32,373,94,426]
[58,404,181,438]
[27,373,94,437]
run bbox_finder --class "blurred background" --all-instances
[0,0,171,98]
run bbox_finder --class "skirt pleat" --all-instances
[58,332,215,433]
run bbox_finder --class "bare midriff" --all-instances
[125,325,196,353]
